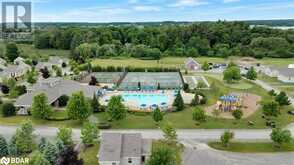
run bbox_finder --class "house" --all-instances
[262,66,280,77]
[0,62,31,81]
[185,57,200,71]
[14,77,99,114]
[36,57,71,75]
[277,68,294,83]
[261,65,294,83]
[98,133,152,165]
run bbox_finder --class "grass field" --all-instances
[79,143,100,165]
[209,141,294,153]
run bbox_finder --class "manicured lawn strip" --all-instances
[91,57,226,68]
[79,143,100,165]
[208,141,294,153]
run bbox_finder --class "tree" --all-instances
[91,93,100,113]
[146,143,177,165]
[26,69,38,84]
[89,76,98,86]
[107,96,127,121]
[56,127,73,146]
[268,89,277,96]
[223,66,241,83]
[30,151,50,165]
[42,141,58,165]
[1,102,16,117]
[31,93,52,120]
[81,122,99,146]
[14,120,35,154]
[1,85,9,94]
[40,67,51,79]
[202,61,210,71]
[232,109,243,121]
[152,108,164,123]
[263,101,280,117]
[38,137,48,153]
[0,135,8,157]
[220,131,234,147]
[172,91,184,111]
[56,146,83,165]
[246,67,257,80]
[270,128,292,148]
[58,95,69,107]
[5,42,19,62]
[192,107,206,123]
[66,91,91,121]
[275,92,291,106]
[160,122,177,144]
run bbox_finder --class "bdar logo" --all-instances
[0,157,9,165]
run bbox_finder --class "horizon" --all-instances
[2,0,294,23]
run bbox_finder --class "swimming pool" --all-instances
[121,92,169,107]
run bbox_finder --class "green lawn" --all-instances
[91,57,226,68]
[258,73,294,97]
[79,143,100,165]
[209,141,294,153]
[94,76,294,129]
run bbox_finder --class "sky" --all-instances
[2,0,294,22]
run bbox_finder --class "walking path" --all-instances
[254,79,294,106]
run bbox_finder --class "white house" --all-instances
[98,133,151,165]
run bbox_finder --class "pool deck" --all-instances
[100,90,194,112]
[100,90,177,111]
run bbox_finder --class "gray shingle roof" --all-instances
[15,78,98,107]
[99,133,146,162]
[277,68,294,77]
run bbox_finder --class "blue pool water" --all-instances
[121,92,169,107]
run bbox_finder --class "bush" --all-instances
[1,85,9,94]
[1,103,16,117]
[58,95,69,107]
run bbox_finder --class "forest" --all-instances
[32,21,294,63]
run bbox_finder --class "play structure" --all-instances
[216,94,243,112]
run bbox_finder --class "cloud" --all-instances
[133,5,161,12]
[169,0,209,7]
[223,0,240,3]
[128,0,139,4]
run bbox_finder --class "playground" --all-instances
[205,93,262,119]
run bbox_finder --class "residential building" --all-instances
[98,133,152,165]
[14,77,99,114]
[185,57,200,71]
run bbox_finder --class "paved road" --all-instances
[254,79,294,106]
[181,140,294,165]
[2,125,294,142]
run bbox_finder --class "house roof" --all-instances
[99,133,147,162]
[99,133,122,162]
[15,78,99,107]
[0,63,31,77]
[185,57,200,66]
[277,68,294,77]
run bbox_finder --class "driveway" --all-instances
[181,140,294,165]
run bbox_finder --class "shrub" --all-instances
[1,103,16,117]
[58,95,69,107]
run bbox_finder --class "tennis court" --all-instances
[119,72,183,90]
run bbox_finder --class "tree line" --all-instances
[33,21,294,63]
